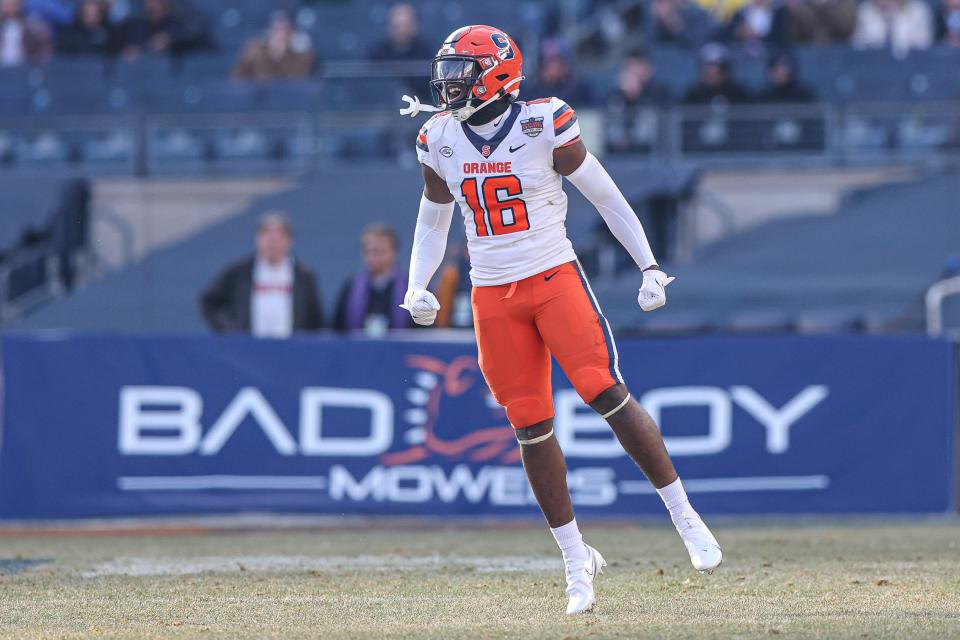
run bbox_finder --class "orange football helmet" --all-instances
[430,25,525,122]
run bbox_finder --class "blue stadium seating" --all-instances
[593,169,960,334]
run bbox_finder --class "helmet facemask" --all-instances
[430,56,483,116]
[431,54,521,122]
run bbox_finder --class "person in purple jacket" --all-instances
[333,224,412,334]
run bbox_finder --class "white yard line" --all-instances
[82,555,561,578]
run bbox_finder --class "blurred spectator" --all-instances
[334,224,412,333]
[369,3,432,93]
[26,0,72,26]
[605,50,672,154]
[696,0,750,21]
[938,0,960,47]
[56,0,118,55]
[0,0,52,66]
[648,0,716,49]
[435,245,473,328]
[852,0,934,58]
[723,0,790,49]
[754,51,814,102]
[786,0,857,44]
[523,39,592,105]
[684,43,749,105]
[116,0,211,59]
[200,213,323,337]
[369,3,432,60]
[232,10,315,82]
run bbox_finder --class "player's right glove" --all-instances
[638,269,675,312]
[401,289,441,326]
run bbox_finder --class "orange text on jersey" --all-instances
[463,161,513,174]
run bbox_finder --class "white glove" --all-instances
[401,289,441,326]
[638,269,675,312]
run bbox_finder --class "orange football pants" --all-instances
[471,260,623,429]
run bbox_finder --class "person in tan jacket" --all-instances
[232,11,315,82]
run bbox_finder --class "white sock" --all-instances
[656,477,696,525]
[550,518,588,564]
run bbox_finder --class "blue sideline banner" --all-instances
[0,334,954,519]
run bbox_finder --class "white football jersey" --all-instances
[416,97,582,286]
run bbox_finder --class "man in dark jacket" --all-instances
[56,0,119,56]
[754,52,814,103]
[684,43,749,106]
[116,0,211,59]
[200,212,323,337]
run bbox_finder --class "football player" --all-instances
[400,25,721,615]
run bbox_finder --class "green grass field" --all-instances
[2,519,959,639]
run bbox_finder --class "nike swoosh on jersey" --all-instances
[509,144,526,153]
[544,270,560,281]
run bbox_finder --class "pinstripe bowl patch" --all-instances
[520,117,544,137]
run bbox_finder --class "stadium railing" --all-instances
[0,248,64,324]
[1,101,958,177]
[927,276,960,338]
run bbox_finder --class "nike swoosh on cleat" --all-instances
[544,270,560,281]
[509,144,526,153]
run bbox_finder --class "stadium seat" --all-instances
[180,53,235,79]
[0,85,30,115]
[637,310,714,336]
[264,80,322,111]
[106,56,181,86]
[319,78,406,111]
[721,309,797,334]
[794,309,864,334]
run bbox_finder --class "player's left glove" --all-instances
[401,289,441,326]
[638,269,675,312]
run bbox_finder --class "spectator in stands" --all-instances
[852,0,934,58]
[116,0,211,60]
[199,212,323,338]
[56,0,118,55]
[684,43,748,105]
[938,0,960,47]
[723,0,790,50]
[369,3,431,93]
[333,224,412,334]
[754,51,814,102]
[785,0,857,44]
[647,0,716,49]
[696,0,750,21]
[232,10,315,82]
[605,50,672,154]
[523,39,592,105]
[25,0,73,27]
[369,3,431,61]
[435,245,473,328]
[0,0,52,66]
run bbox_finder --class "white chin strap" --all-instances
[399,76,524,121]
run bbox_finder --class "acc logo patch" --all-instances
[440,146,454,157]
[481,144,492,157]
[520,117,544,138]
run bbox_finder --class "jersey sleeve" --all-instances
[415,119,441,176]
[550,97,581,149]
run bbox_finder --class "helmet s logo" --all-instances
[481,144,492,157]
[490,32,515,61]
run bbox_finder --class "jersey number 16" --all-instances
[461,175,530,237]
